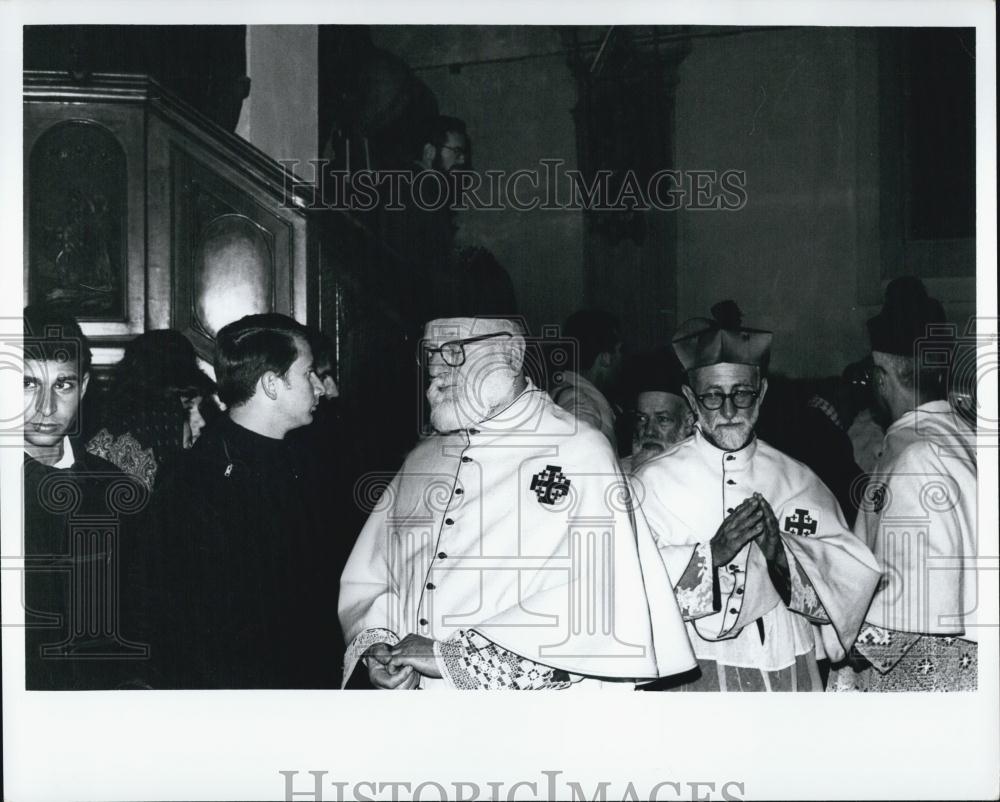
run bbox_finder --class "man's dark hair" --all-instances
[430,115,467,150]
[564,309,621,372]
[215,314,309,407]
[22,304,92,376]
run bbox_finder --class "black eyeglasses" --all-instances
[419,332,512,368]
[849,368,872,387]
[440,144,467,158]
[694,388,760,411]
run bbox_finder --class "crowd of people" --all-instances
[20,272,978,692]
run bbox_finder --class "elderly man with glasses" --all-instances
[338,315,695,690]
[632,302,881,691]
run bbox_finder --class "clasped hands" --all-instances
[710,492,784,567]
[364,634,442,690]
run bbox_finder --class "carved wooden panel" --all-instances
[25,73,316,365]
[27,121,127,320]
[169,146,295,359]
[194,214,275,337]
[23,96,147,341]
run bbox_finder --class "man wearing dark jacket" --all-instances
[137,314,339,688]
[22,305,149,690]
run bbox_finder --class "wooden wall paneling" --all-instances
[26,72,318,371]
[144,108,175,331]
[23,100,147,343]
[145,94,314,362]
[170,145,286,359]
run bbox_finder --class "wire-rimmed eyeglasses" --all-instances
[419,331,512,368]
[694,388,760,411]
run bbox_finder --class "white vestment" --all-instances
[848,401,978,690]
[633,428,881,682]
[339,383,695,689]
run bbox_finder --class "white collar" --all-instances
[465,379,549,436]
[28,436,76,469]
[54,437,75,469]
[887,399,954,435]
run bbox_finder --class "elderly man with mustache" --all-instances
[338,315,694,689]
[633,302,881,691]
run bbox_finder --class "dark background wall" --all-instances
[371,25,976,377]
[673,27,975,377]
[371,26,586,338]
[26,24,977,380]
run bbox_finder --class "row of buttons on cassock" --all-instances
[420,451,477,629]
[723,452,748,615]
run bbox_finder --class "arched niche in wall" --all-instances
[27,120,128,321]
[193,214,275,338]
[25,72,317,370]
[171,148,295,361]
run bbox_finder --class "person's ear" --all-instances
[597,351,612,369]
[422,143,436,167]
[506,333,526,374]
[681,385,698,418]
[80,372,90,400]
[260,371,279,401]
[757,376,769,407]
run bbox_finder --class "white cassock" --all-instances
[339,381,695,689]
[848,400,978,691]
[633,428,882,691]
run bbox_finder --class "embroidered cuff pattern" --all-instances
[789,557,827,622]
[854,624,922,674]
[436,629,572,690]
[673,542,714,620]
[342,627,399,687]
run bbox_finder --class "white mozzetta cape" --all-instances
[856,401,978,639]
[634,429,882,671]
[339,383,695,688]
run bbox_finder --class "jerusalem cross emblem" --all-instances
[530,465,571,505]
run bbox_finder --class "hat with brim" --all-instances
[867,277,948,357]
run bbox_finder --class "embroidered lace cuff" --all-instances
[436,629,573,690]
[789,553,828,622]
[342,627,399,688]
[673,542,714,619]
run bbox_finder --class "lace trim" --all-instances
[673,542,714,619]
[789,559,827,621]
[342,627,399,688]
[436,630,572,690]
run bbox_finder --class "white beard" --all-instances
[428,370,515,433]
[429,396,463,433]
[703,421,753,451]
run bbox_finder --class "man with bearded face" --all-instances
[633,303,881,691]
[338,316,695,689]
[621,350,695,474]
